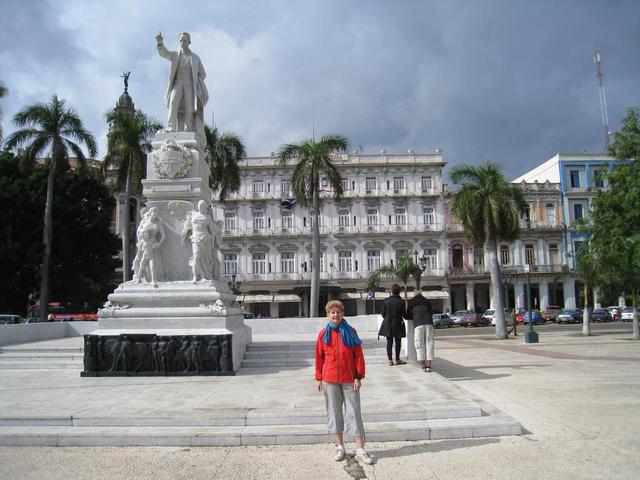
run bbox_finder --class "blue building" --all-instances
[513,153,616,307]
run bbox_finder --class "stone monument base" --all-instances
[83,281,251,376]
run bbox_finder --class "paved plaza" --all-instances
[1,327,639,479]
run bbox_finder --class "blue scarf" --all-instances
[323,319,363,348]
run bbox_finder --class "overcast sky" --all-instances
[1,0,639,180]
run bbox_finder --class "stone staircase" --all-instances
[0,336,523,446]
[0,345,83,370]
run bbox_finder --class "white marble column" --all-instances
[563,277,576,309]
[466,282,475,311]
[539,280,549,312]
[515,281,525,309]
[270,302,280,319]
[356,299,366,315]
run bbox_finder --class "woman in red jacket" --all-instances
[315,300,374,465]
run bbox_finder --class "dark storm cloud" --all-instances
[1,0,639,182]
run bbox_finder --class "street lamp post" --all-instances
[229,274,241,296]
[502,269,517,336]
[524,265,539,344]
[414,249,428,272]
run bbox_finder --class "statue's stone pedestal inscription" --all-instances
[81,331,234,377]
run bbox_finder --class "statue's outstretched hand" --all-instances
[156,31,163,46]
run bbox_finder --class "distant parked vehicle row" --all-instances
[621,307,638,322]
[543,305,563,322]
[523,310,545,325]
[432,313,454,328]
[482,308,515,326]
[556,309,582,324]
[590,308,613,322]
[0,315,25,325]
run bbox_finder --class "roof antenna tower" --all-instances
[594,50,611,150]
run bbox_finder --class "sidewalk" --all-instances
[1,329,639,479]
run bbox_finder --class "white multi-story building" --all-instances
[444,180,574,313]
[212,151,450,317]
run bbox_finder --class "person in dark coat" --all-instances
[378,283,407,365]
[406,291,434,372]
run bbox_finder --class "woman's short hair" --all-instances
[391,284,401,295]
[325,300,344,313]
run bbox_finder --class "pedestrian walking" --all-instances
[378,283,407,366]
[407,291,434,372]
[315,300,374,465]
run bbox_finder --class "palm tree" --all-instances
[367,253,423,307]
[103,108,161,282]
[0,81,7,143]
[450,162,528,339]
[5,95,97,322]
[575,245,601,336]
[278,134,350,317]
[204,125,246,201]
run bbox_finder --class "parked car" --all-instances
[606,306,621,321]
[433,313,453,328]
[450,310,474,326]
[462,312,491,327]
[621,307,637,322]
[514,307,527,324]
[543,305,562,323]
[0,314,25,325]
[523,310,545,325]
[556,309,582,324]
[590,308,612,323]
[485,308,515,326]
[243,313,255,320]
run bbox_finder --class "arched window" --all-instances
[452,244,464,268]
[545,203,556,226]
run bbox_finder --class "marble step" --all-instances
[0,415,522,446]
[241,357,396,368]
[0,347,83,354]
[0,403,483,428]
[0,361,82,370]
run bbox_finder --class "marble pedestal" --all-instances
[83,130,250,377]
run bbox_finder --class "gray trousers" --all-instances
[323,382,366,438]
[414,324,435,361]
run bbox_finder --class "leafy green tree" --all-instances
[5,95,97,321]
[0,151,42,314]
[205,125,246,201]
[450,162,528,339]
[0,81,7,143]
[589,107,640,340]
[0,152,119,315]
[278,134,349,317]
[103,108,161,282]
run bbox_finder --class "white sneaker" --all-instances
[355,447,374,465]
[334,444,346,462]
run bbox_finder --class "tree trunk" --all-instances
[488,240,506,338]
[39,161,56,323]
[309,190,320,318]
[121,160,132,283]
[633,293,639,340]
[582,284,591,336]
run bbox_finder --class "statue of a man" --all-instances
[155,31,209,149]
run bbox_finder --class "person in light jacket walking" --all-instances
[378,284,407,366]
[407,291,435,372]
